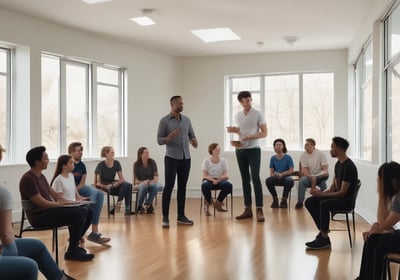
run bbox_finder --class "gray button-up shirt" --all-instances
[157,113,196,160]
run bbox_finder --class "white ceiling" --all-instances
[0,0,378,57]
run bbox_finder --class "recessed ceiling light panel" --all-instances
[130,16,156,26]
[82,0,112,4]
[191,28,241,43]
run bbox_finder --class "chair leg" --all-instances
[53,228,59,265]
[107,193,111,218]
[352,210,356,234]
[230,192,233,219]
[345,213,352,248]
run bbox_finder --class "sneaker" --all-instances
[87,232,111,244]
[306,236,331,250]
[280,199,288,208]
[109,207,115,215]
[305,233,323,247]
[64,248,95,262]
[162,216,170,228]
[295,202,303,209]
[177,215,194,225]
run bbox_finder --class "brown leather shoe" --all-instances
[236,207,253,219]
[256,207,265,222]
[214,200,228,212]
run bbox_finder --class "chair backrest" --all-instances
[350,180,362,209]
[21,199,38,212]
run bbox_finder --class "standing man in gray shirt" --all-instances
[157,96,198,228]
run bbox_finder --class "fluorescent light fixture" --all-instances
[81,0,112,4]
[191,28,241,43]
[130,16,156,26]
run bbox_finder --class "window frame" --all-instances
[41,53,126,158]
[0,47,12,162]
[225,71,334,151]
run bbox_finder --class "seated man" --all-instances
[68,142,110,244]
[19,146,95,261]
[295,138,329,209]
[304,137,358,250]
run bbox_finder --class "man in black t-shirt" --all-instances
[304,137,358,250]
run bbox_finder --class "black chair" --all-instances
[16,200,65,264]
[385,253,400,280]
[330,180,362,248]
[200,190,233,218]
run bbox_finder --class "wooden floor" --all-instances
[19,196,373,280]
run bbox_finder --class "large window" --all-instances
[0,47,11,161]
[226,72,334,151]
[42,54,126,158]
[354,38,373,161]
[385,2,400,162]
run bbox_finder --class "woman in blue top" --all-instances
[265,138,294,208]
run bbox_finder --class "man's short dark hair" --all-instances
[170,95,182,104]
[332,136,349,152]
[26,146,46,167]
[237,91,251,102]
[305,138,316,146]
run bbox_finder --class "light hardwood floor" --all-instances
[19,196,373,280]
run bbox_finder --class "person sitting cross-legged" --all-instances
[201,143,233,216]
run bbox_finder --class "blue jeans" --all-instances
[201,179,232,203]
[133,182,159,208]
[78,184,104,225]
[0,238,63,280]
[297,176,328,203]
[235,148,263,207]
[265,176,294,198]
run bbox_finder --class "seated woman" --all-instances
[0,144,75,279]
[356,161,400,280]
[95,146,134,216]
[201,143,233,216]
[265,138,294,208]
[51,154,111,244]
[133,147,160,214]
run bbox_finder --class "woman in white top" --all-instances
[201,143,233,216]
[51,155,110,245]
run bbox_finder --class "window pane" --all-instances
[66,64,87,149]
[303,73,334,150]
[232,77,260,91]
[96,85,119,153]
[391,61,400,162]
[388,4,400,60]
[97,67,119,85]
[265,75,299,148]
[41,56,60,158]
[0,75,6,146]
[0,50,6,73]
